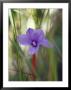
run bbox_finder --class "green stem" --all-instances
[11,10,17,38]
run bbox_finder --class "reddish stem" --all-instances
[32,54,36,80]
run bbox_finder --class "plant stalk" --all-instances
[32,54,36,80]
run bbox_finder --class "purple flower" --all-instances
[17,28,53,55]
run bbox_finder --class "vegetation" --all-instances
[8,9,62,81]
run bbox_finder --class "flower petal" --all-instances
[17,34,30,45]
[26,28,34,39]
[34,29,44,41]
[35,29,44,37]
[29,46,39,55]
[40,38,53,48]
[27,28,44,42]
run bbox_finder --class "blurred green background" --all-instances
[8,9,62,81]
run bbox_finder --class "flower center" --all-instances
[32,41,37,47]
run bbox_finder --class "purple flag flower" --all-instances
[17,28,53,55]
